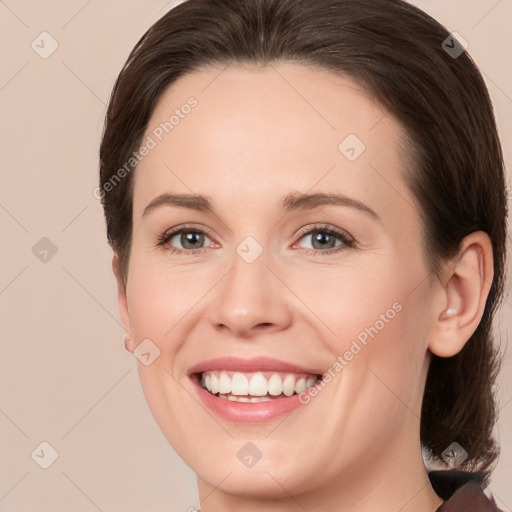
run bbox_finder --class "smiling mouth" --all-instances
[198,370,322,403]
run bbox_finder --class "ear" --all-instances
[112,252,133,353]
[428,231,494,358]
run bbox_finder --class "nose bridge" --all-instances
[209,237,291,337]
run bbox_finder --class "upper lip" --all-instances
[188,356,322,376]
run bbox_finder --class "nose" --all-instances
[207,247,293,339]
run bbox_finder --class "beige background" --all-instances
[1,1,511,511]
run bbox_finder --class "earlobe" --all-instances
[112,252,134,353]
[428,231,493,358]
[124,334,133,353]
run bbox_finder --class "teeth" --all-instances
[218,372,231,394]
[218,394,272,403]
[306,376,317,389]
[231,373,249,395]
[268,374,283,396]
[283,374,296,396]
[295,377,306,394]
[228,395,250,402]
[210,373,219,394]
[249,373,268,396]
[200,370,319,398]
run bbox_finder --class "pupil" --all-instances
[182,231,203,249]
[313,230,335,249]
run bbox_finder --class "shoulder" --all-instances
[429,469,503,511]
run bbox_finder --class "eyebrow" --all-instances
[282,192,379,219]
[142,191,379,219]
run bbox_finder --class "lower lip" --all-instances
[192,375,314,424]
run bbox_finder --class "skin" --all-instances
[113,62,493,511]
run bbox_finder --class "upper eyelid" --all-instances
[295,224,353,239]
[160,223,354,249]
[162,224,348,238]
[162,223,215,240]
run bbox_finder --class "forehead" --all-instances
[132,62,414,223]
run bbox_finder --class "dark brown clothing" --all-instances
[430,470,503,511]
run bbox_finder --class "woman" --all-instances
[98,0,508,510]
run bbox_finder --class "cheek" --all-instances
[125,254,210,342]
[306,257,431,396]
[290,261,406,346]
[334,279,433,420]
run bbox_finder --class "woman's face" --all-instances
[119,63,443,498]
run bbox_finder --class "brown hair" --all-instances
[99,0,507,485]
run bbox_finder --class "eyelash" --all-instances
[156,223,356,256]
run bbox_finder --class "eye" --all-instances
[156,223,356,256]
[157,224,215,255]
[293,224,355,255]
